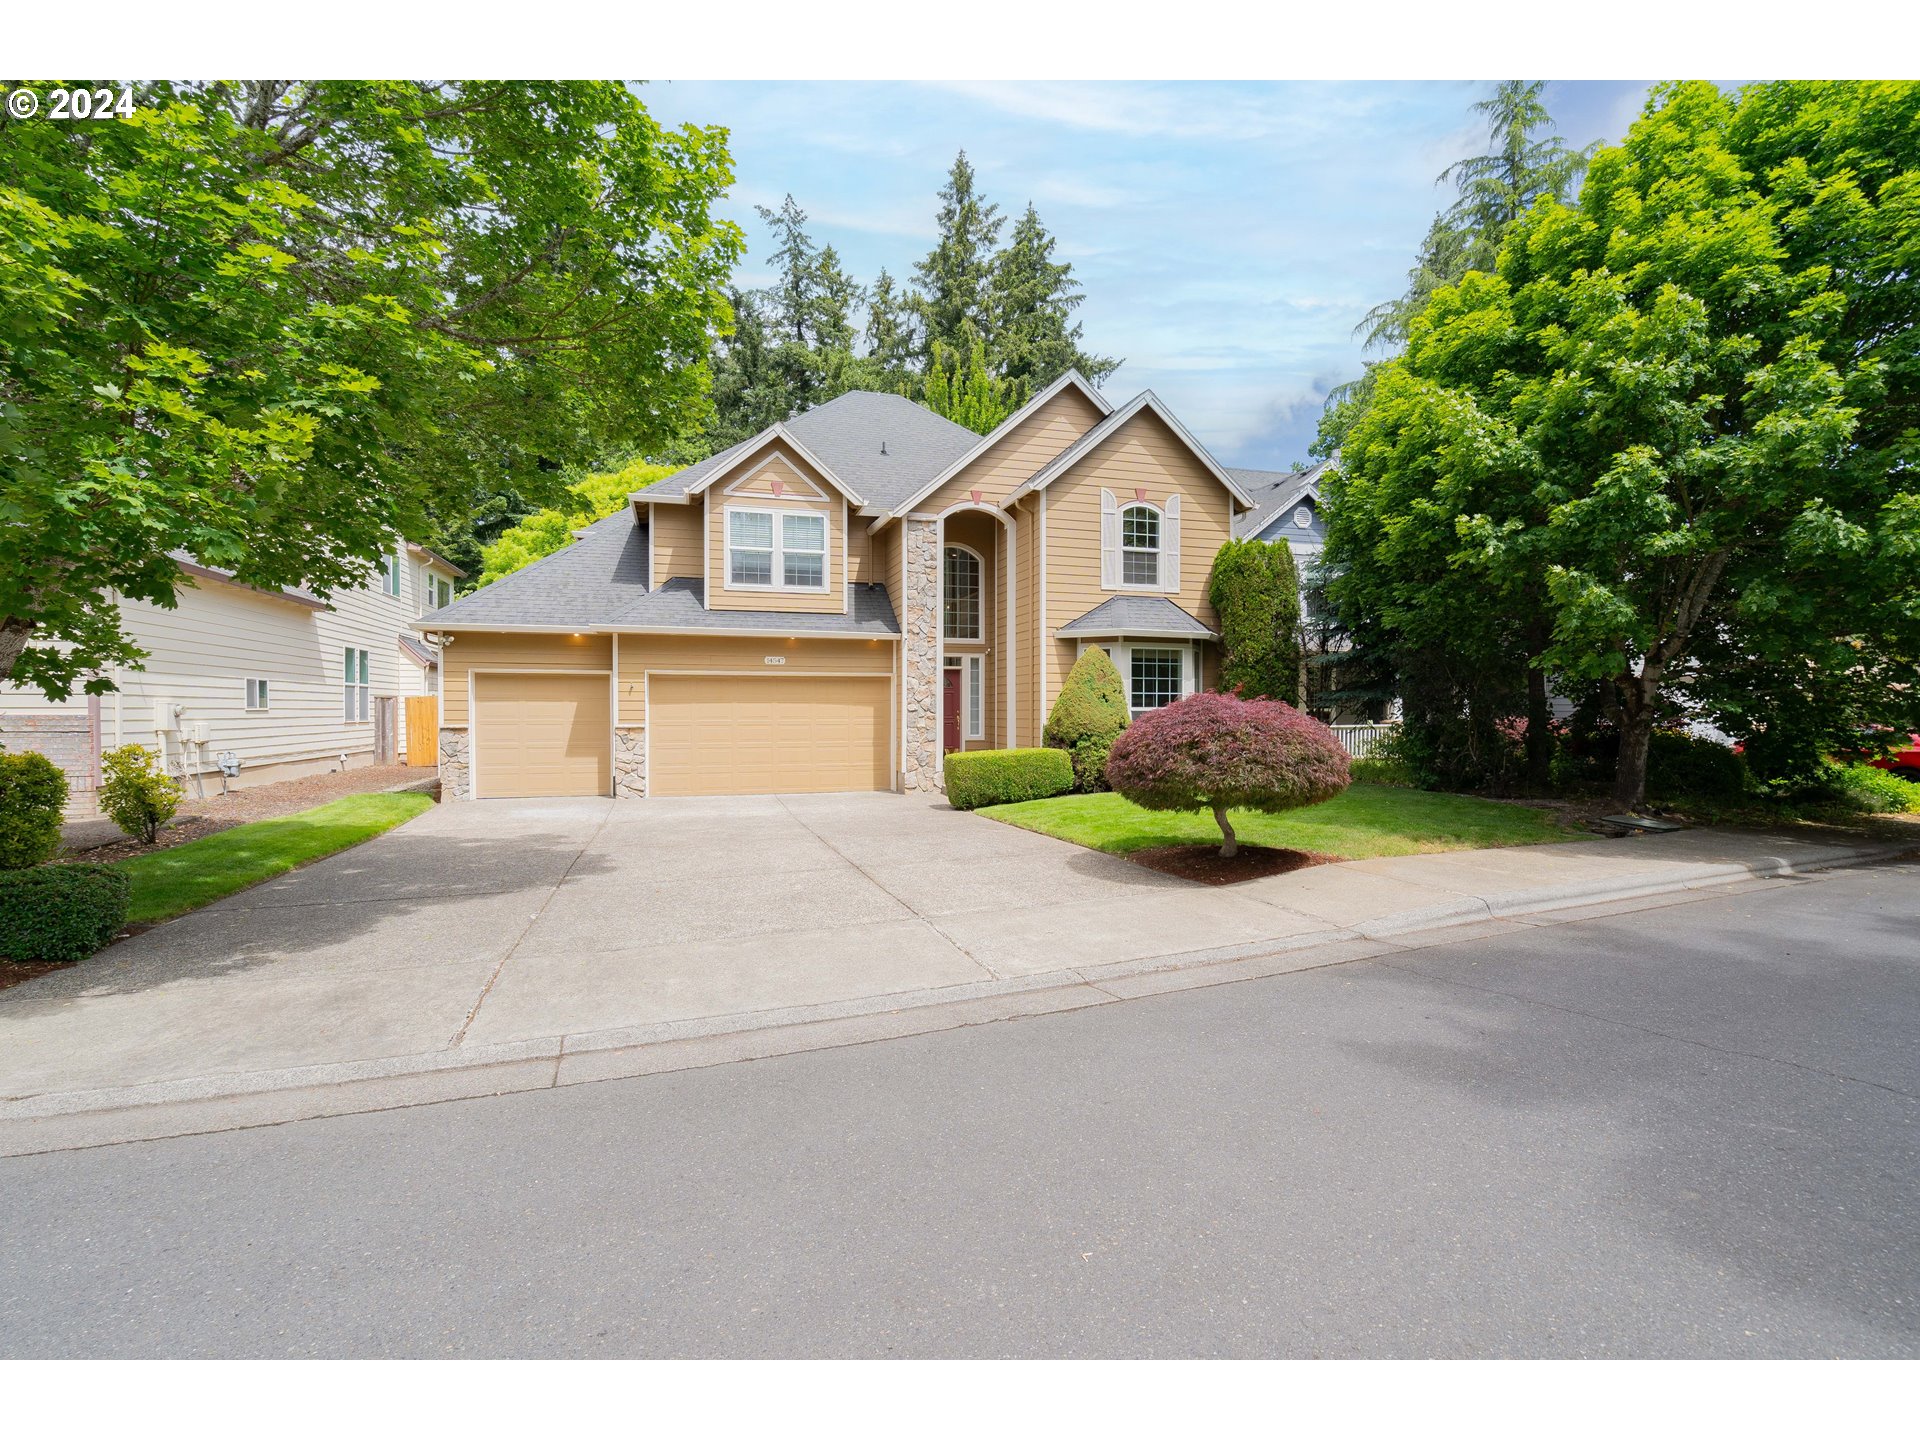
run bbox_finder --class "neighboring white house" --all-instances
[0,541,464,812]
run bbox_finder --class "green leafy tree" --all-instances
[914,151,1003,361]
[1043,648,1131,792]
[1208,540,1304,705]
[476,458,677,587]
[1328,81,1920,809]
[989,203,1119,393]
[924,325,1016,434]
[0,81,741,699]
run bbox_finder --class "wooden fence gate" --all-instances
[406,696,439,767]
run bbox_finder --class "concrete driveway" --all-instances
[2,792,1899,1118]
[0,794,1328,1100]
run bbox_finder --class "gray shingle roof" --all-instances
[397,634,438,668]
[1056,595,1217,639]
[418,509,899,636]
[604,578,898,636]
[643,391,981,513]
[421,510,649,629]
[1232,458,1333,540]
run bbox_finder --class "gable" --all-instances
[1013,391,1253,512]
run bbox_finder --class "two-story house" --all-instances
[0,541,464,811]
[420,373,1272,799]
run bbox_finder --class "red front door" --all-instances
[942,667,962,753]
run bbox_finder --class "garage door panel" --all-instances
[650,675,890,797]
[474,673,611,799]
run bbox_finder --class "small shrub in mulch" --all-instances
[1126,843,1338,886]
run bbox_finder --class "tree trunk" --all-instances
[0,618,32,686]
[1212,802,1239,858]
[1612,686,1657,810]
[1525,662,1553,792]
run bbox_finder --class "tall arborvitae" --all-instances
[913,151,1003,361]
[989,202,1119,395]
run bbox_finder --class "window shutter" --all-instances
[1100,489,1120,588]
[1163,494,1182,591]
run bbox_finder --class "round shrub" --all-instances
[1044,649,1131,792]
[1646,731,1748,803]
[0,749,69,870]
[0,863,130,963]
[1105,691,1351,856]
[100,743,184,844]
[944,747,1075,810]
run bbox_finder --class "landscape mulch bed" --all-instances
[0,959,69,994]
[1127,843,1340,886]
[64,764,427,863]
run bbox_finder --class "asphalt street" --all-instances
[3,863,1915,1358]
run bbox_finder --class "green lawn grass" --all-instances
[114,792,434,924]
[980,783,1582,860]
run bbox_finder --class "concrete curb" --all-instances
[0,839,1909,1157]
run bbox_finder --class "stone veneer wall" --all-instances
[614,728,645,798]
[438,728,470,801]
[900,517,940,792]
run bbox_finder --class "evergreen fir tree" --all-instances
[863,268,919,377]
[913,151,1003,361]
[989,202,1119,392]
[755,194,819,346]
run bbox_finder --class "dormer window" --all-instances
[727,507,828,592]
[943,546,981,640]
[1121,505,1161,586]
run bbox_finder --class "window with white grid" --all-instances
[944,546,981,640]
[1121,505,1161,586]
[1129,648,1183,713]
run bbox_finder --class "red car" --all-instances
[1868,732,1920,782]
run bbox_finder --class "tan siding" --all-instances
[648,503,704,583]
[917,386,1105,514]
[1040,411,1236,715]
[847,516,876,586]
[614,633,895,734]
[704,447,846,614]
[442,632,612,729]
[1013,496,1041,746]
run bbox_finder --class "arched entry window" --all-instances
[943,545,981,640]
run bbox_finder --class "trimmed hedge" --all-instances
[0,863,130,964]
[945,748,1075,811]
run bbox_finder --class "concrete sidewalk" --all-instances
[0,792,1907,1156]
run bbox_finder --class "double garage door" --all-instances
[471,671,889,798]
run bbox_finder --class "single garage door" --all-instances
[649,674,891,796]
[472,672,610,798]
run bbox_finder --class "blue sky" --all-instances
[642,80,1653,470]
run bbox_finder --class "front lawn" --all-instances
[980,783,1582,860]
[114,791,434,924]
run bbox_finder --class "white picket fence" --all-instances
[1331,723,1397,759]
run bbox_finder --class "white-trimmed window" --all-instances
[244,678,270,711]
[1094,641,1195,716]
[1130,647,1183,712]
[426,574,452,611]
[1121,505,1161,586]
[343,647,369,722]
[381,550,403,596]
[966,654,984,739]
[944,545,981,640]
[727,507,828,591]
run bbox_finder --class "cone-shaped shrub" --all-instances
[1044,647,1131,792]
[1104,691,1350,856]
